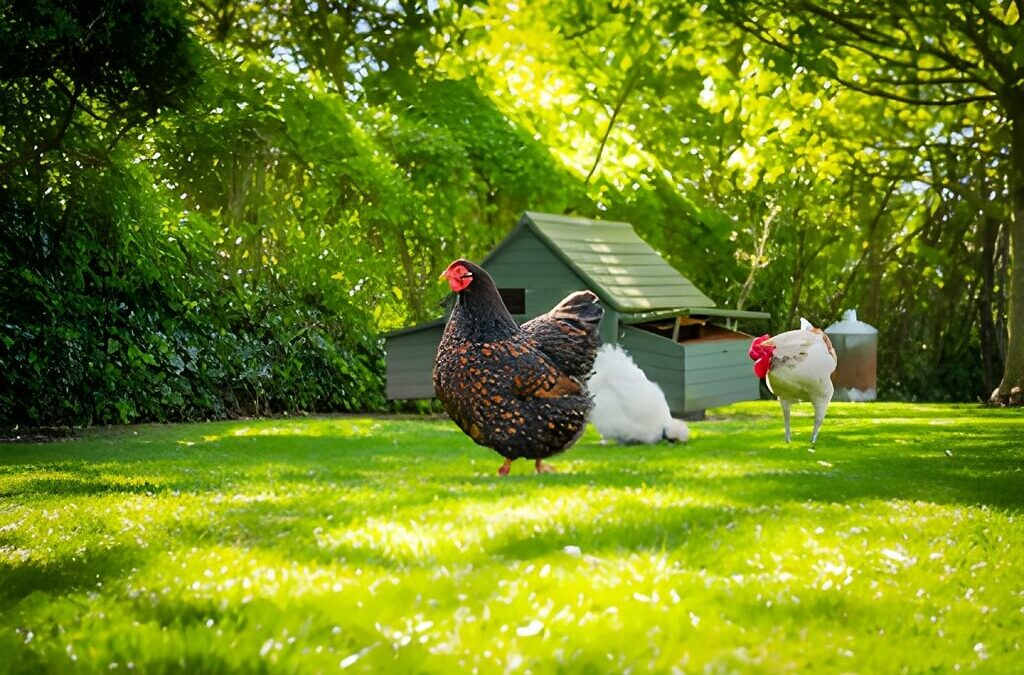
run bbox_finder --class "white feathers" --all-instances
[765,319,838,443]
[587,345,689,445]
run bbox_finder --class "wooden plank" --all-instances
[683,338,751,358]
[487,257,565,271]
[385,324,443,400]
[386,329,444,348]
[489,232,559,256]
[683,344,751,371]
[573,254,677,268]
[385,335,440,356]
[385,368,434,385]
[527,212,633,226]
[685,387,760,411]
[685,350,752,370]
[556,241,662,256]
[384,348,441,366]
[385,353,438,371]
[387,382,436,400]
[685,375,758,398]
[686,365,747,387]
[686,363,750,381]
[595,283,705,297]
[620,327,687,359]
[525,211,633,226]
[488,244,566,264]
[536,218,640,235]
[586,270,692,285]
[606,290,715,305]
[625,349,686,372]
[584,262,687,272]
[622,325,686,352]
[686,367,751,388]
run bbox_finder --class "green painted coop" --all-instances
[385,212,769,417]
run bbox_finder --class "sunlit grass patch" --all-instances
[1,403,1022,673]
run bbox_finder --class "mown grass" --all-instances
[1,402,1021,673]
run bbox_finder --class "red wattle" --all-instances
[748,334,771,360]
[754,357,770,379]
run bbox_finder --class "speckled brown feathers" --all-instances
[433,260,603,464]
[521,291,603,380]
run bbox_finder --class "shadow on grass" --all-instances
[0,546,140,604]
[1,408,1021,545]
[3,416,1021,510]
[0,474,170,499]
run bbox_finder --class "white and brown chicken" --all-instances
[748,318,838,443]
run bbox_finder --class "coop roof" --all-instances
[485,212,716,313]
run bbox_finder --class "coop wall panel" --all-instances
[385,324,445,400]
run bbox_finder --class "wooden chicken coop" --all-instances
[385,212,770,416]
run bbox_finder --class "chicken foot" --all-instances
[535,459,556,474]
[497,458,557,475]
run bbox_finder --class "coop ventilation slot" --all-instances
[498,288,526,315]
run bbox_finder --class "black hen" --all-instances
[520,291,603,379]
[433,259,603,475]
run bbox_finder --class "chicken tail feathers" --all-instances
[520,291,603,380]
[548,290,603,326]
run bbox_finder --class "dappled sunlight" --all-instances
[314,486,741,565]
[2,404,1022,671]
[196,417,388,444]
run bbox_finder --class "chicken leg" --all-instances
[810,396,830,444]
[498,458,512,476]
[779,399,793,443]
[535,459,556,474]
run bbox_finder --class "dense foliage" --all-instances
[1,0,1021,425]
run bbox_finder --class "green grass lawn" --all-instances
[1,402,1022,673]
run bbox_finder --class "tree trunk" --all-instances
[785,222,806,328]
[992,94,1024,406]
[862,207,884,327]
[978,215,1004,396]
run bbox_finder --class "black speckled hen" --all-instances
[433,259,603,475]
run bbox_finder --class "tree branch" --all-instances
[951,4,1016,82]
[833,73,998,106]
[583,62,644,187]
[797,0,996,85]
[828,177,900,316]
[830,34,959,73]
[865,74,986,87]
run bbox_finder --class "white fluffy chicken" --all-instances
[587,344,689,444]
[748,318,838,443]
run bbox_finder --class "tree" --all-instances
[710,0,1022,403]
